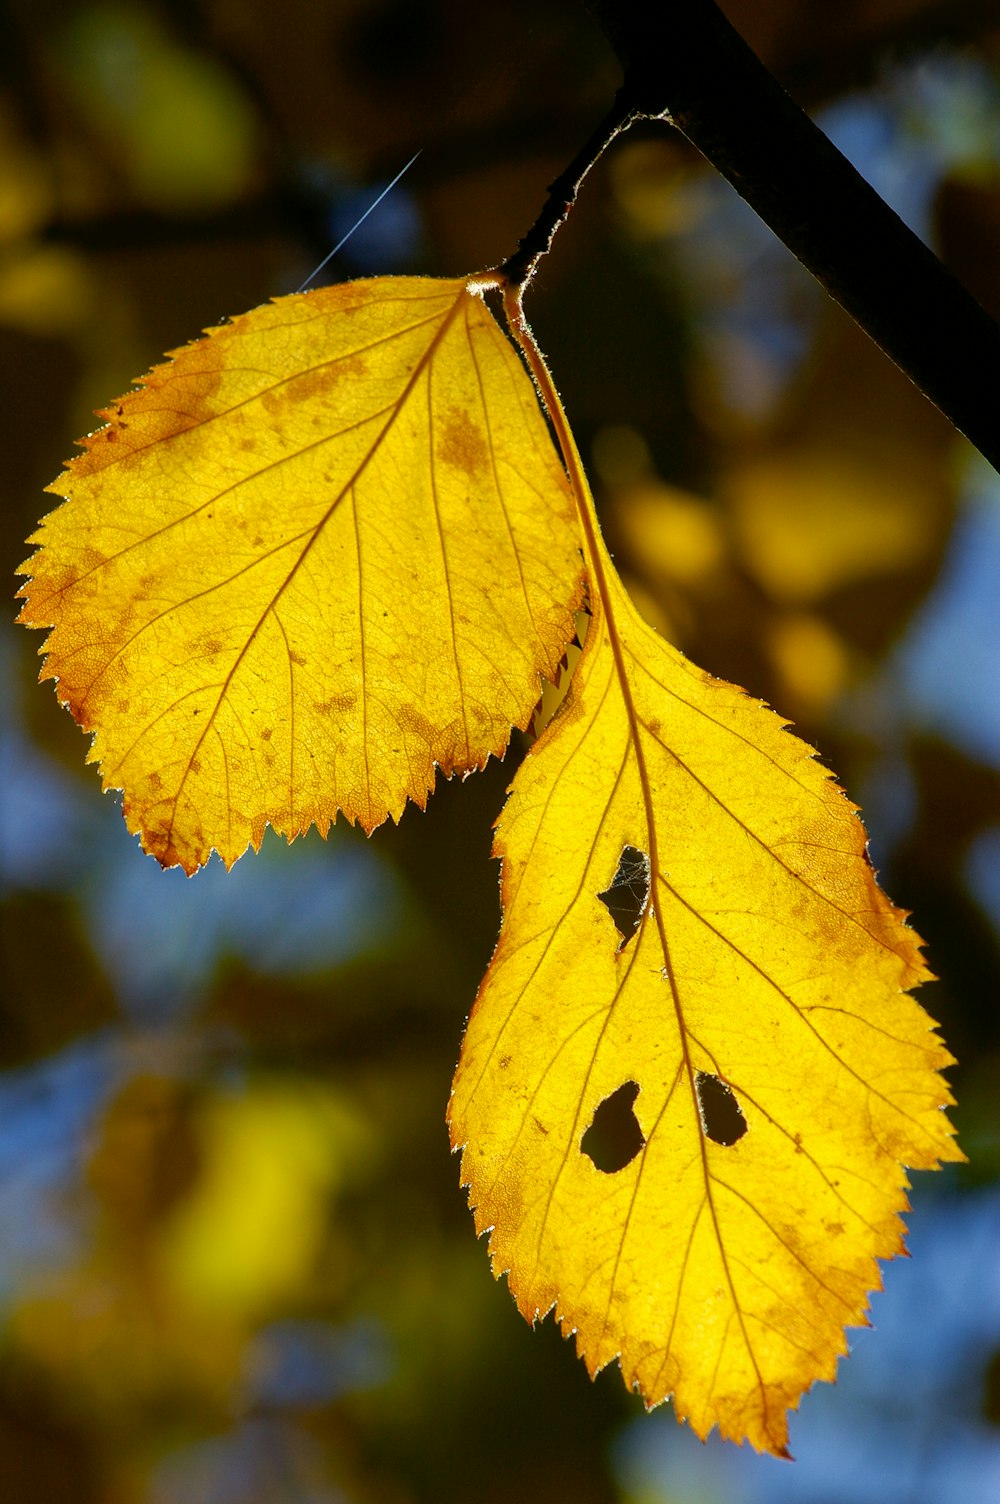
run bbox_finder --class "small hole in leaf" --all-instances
[695,1071,747,1146]
[597,845,650,950]
[581,1081,645,1173]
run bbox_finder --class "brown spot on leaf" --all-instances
[78,547,108,574]
[287,354,366,405]
[314,692,356,716]
[437,409,489,476]
[397,703,439,746]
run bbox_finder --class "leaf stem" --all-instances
[500,282,660,900]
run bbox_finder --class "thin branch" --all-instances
[499,89,639,288]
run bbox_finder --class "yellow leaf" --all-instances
[726,446,949,603]
[448,354,961,1455]
[18,276,583,872]
[159,1081,372,1317]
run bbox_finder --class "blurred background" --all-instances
[3,0,1000,1499]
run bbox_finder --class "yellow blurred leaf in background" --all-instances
[0,245,95,337]
[727,448,947,603]
[614,480,725,587]
[160,1082,372,1317]
[56,2,260,211]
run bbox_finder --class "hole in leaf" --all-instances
[581,1081,645,1173]
[597,844,650,950]
[695,1071,747,1146]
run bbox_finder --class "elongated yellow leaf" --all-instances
[18,277,583,872]
[449,428,961,1456]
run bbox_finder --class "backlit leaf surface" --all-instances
[18,277,583,872]
[18,263,961,1451]
[449,445,961,1455]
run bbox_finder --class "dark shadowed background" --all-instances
[3,1,1000,1500]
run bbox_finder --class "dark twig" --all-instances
[499,88,639,288]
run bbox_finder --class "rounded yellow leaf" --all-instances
[18,277,583,871]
